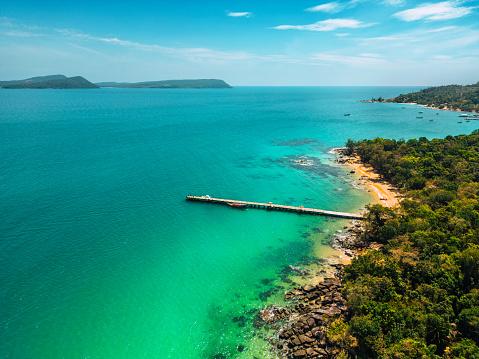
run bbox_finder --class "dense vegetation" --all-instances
[390,83,479,113]
[339,131,479,358]
[1,76,99,89]
[96,79,232,88]
[0,74,67,87]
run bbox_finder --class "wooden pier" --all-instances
[186,196,363,220]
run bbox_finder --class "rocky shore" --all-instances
[263,276,346,359]
[253,149,395,358]
[254,218,378,359]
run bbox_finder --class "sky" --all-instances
[0,0,478,86]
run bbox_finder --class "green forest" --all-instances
[1,76,99,89]
[338,131,479,358]
[95,79,232,88]
[390,83,479,113]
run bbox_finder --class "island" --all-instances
[366,82,479,113]
[1,76,232,89]
[0,75,99,89]
[95,79,232,89]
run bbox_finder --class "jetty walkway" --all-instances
[186,195,363,220]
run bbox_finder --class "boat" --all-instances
[457,121,463,123]
[228,202,248,209]
[458,114,469,117]
[429,120,433,122]
[416,116,423,118]
[344,114,351,116]
[418,111,423,113]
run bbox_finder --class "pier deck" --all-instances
[186,196,363,220]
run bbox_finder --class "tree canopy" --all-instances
[340,131,479,358]
[390,83,479,112]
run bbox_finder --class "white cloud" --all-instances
[2,30,44,37]
[393,1,476,21]
[306,2,344,13]
[227,12,253,18]
[336,33,351,37]
[382,0,405,5]
[426,26,457,32]
[83,34,257,60]
[305,0,368,13]
[434,55,452,60]
[312,53,386,66]
[274,18,376,32]
[357,34,420,46]
[359,53,382,57]
[56,29,308,64]
[0,17,16,27]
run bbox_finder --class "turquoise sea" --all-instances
[1,87,477,359]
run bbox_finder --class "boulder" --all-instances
[316,347,328,356]
[302,285,317,293]
[306,347,317,357]
[298,334,315,345]
[279,329,293,340]
[292,349,307,359]
[291,336,302,346]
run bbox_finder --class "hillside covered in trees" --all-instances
[339,131,479,358]
[1,75,99,89]
[0,75,67,87]
[391,83,479,113]
[95,79,232,89]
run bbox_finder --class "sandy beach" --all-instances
[341,153,401,208]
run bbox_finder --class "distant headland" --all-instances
[364,82,479,113]
[95,79,232,89]
[0,75,99,89]
[0,75,232,89]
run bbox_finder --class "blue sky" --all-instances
[1,0,478,85]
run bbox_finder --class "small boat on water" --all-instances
[429,120,434,122]
[418,111,423,113]
[416,116,423,118]
[228,202,248,209]
[344,114,351,116]
[458,114,469,117]
[458,121,463,123]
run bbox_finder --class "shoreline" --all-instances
[337,152,400,208]
[255,149,401,358]
[364,98,478,115]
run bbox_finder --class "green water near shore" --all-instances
[0,86,476,358]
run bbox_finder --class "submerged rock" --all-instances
[236,345,246,352]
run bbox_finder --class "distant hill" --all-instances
[1,75,99,89]
[389,82,479,112]
[94,82,130,87]
[96,79,232,89]
[0,75,67,87]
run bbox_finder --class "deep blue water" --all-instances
[0,87,476,358]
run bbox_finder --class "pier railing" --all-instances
[186,196,363,220]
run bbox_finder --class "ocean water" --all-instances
[0,87,476,359]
